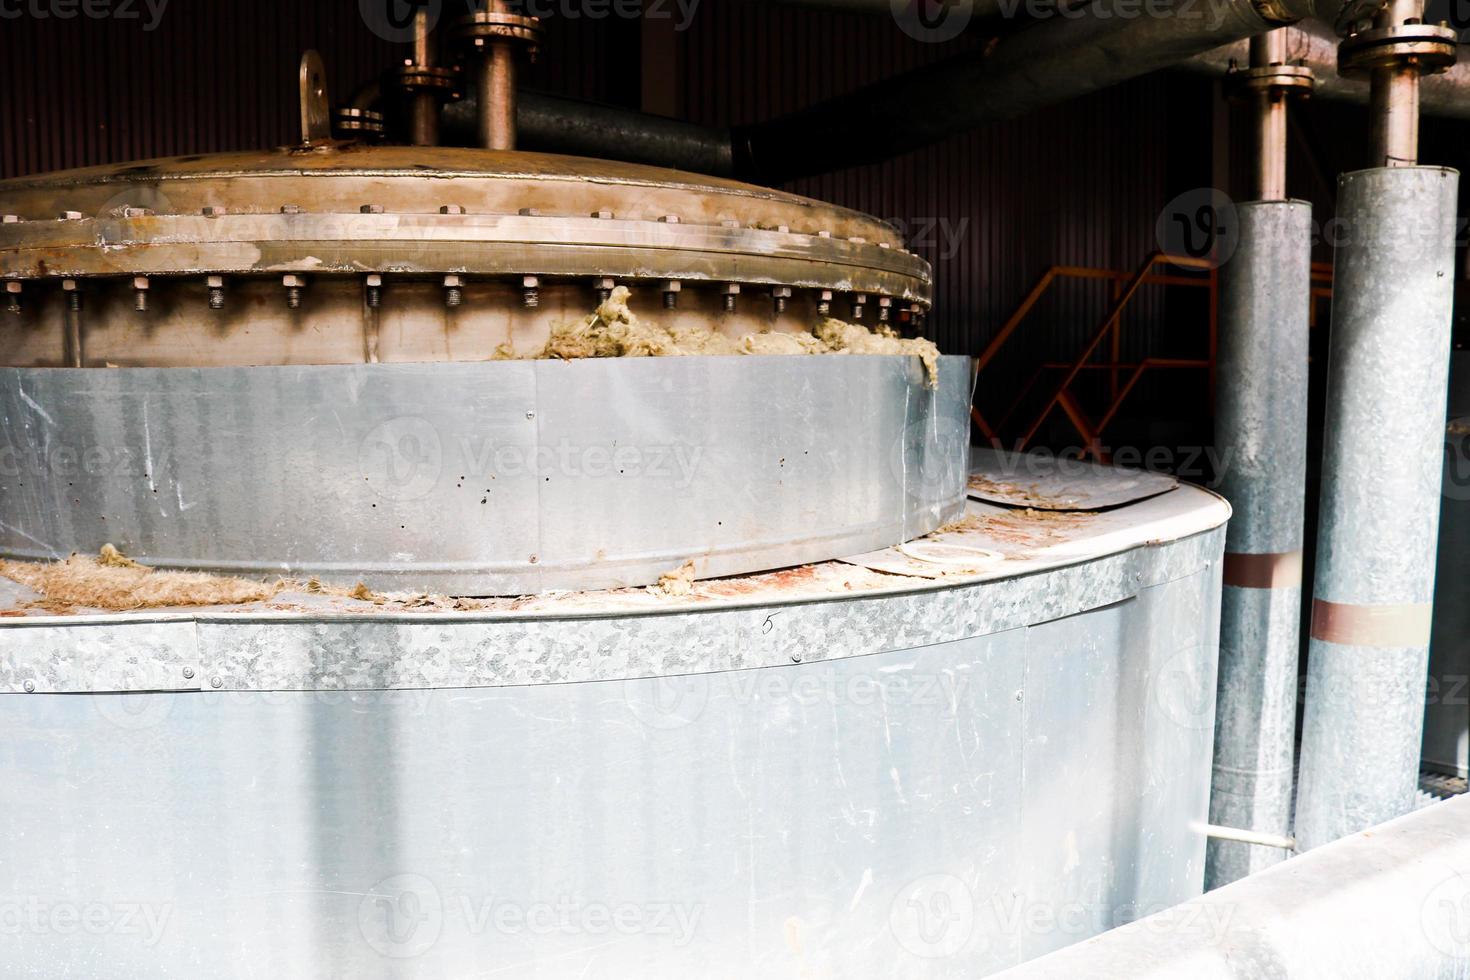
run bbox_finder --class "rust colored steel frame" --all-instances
[970,252,1217,455]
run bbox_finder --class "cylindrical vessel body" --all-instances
[1207,201,1311,886]
[1295,166,1460,850]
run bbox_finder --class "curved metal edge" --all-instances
[0,523,1227,694]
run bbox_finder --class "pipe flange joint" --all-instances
[1226,63,1316,99]
[1338,23,1458,77]
[333,107,386,141]
[455,11,544,59]
[387,63,461,100]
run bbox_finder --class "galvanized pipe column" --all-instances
[1295,0,1460,851]
[1207,32,1313,887]
[1209,200,1312,885]
[1292,11,1459,846]
[1295,166,1459,849]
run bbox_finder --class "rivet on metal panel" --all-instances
[182,667,195,680]
[22,680,35,693]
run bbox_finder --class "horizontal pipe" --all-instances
[990,794,1470,980]
[1182,17,1470,120]
[442,91,736,176]
[1199,822,1296,851]
[733,0,1323,183]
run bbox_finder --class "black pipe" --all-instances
[442,91,737,177]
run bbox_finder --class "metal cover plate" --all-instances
[0,355,971,595]
[969,447,1178,511]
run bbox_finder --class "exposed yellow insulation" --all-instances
[536,286,940,387]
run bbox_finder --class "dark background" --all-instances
[3,0,1468,461]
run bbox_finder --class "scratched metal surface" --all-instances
[0,355,970,595]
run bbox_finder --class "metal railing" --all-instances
[970,252,1219,456]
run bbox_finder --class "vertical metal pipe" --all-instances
[1251,32,1289,200]
[478,43,516,150]
[1295,165,1460,851]
[409,9,439,148]
[1370,66,1420,167]
[1207,201,1311,888]
[1369,0,1423,168]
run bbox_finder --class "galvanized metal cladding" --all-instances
[0,511,1229,978]
[0,147,932,368]
[1295,165,1460,851]
[1208,200,1312,888]
[0,355,972,595]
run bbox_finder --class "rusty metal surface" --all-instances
[968,447,1179,511]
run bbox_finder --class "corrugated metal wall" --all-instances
[0,0,1213,432]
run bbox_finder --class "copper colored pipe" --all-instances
[1369,0,1423,167]
[1251,31,1289,200]
[409,9,439,147]
[479,42,517,150]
